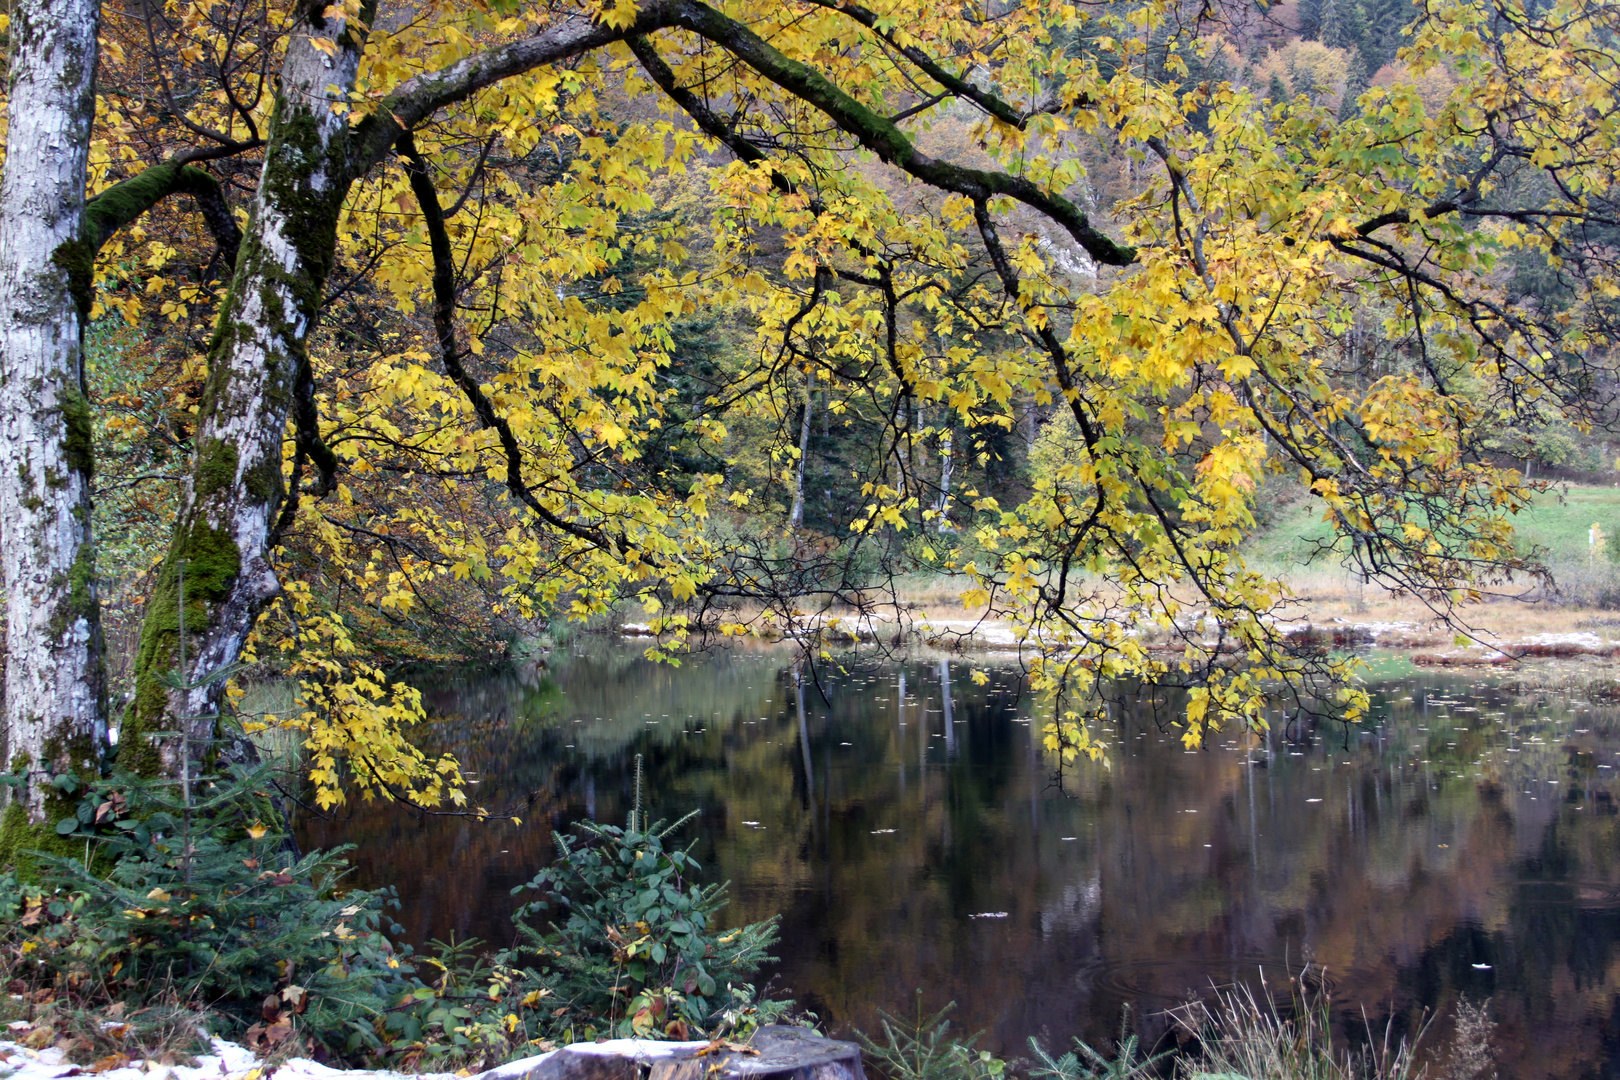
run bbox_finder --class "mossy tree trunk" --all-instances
[0,0,108,818]
[116,1,677,774]
[119,7,368,775]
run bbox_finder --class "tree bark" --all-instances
[120,5,367,774]
[0,0,107,818]
[119,3,691,772]
[789,371,815,530]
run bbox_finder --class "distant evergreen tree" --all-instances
[1297,0,1327,39]
[637,310,733,491]
[1268,72,1291,104]
[1507,248,1574,311]
[1339,55,1370,120]
[572,204,740,497]
[1051,16,1127,83]
[1344,1,1371,56]
[1144,20,1175,81]
[1320,0,1347,49]
[1360,0,1407,74]
[1288,55,1336,105]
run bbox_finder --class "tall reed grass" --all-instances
[863,969,1498,1080]
[1168,972,1428,1080]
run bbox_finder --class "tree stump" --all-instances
[489,1027,864,1080]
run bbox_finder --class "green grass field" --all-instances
[1512,485,1620,561]
[1245,482,1620,568]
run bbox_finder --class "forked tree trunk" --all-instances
[0,0,107,817]
[119,16,365,774]
[117,3,674,774]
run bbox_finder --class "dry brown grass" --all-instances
[1168,970,1430,1080]
[658,565,1620,651]
[1265,566,1620,646]
[1436,998,1497,1080]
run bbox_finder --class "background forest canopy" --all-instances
[1,0,1619,820]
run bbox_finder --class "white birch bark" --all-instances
[788,371,815,530]
[0,0,106,815]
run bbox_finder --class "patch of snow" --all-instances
[566,1042,710,1059]
[0,1037,729,1080]
[1518,632,1610,649]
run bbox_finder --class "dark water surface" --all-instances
[301,643,1620,1080]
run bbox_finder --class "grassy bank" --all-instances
[793,483,1620,647]
[1242,481,1620,628]
[1248,480,1620,568]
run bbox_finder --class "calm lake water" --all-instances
[301,642,1620,1080]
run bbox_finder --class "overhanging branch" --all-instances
[398,134,618,555]
[364,2,1134,266]
[356,3,689,173]
[85,160,244,272]
[801,0,1085,126]
[669,1,1134,266]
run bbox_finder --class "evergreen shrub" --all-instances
[0,768,800,1067]
[503,810,792,1041]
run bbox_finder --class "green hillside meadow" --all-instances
[1247,483,1620,569]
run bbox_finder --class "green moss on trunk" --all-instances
[129,86,352,780]
[194,439,239,498]
[84,162,178,249]
[47,541,97,644]
[120,520,242,776]
[0,798,86,881]
[49,238,93,323]
[58,384,94,480]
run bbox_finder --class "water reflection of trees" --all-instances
[304,647,1620,1080]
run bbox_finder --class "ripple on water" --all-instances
[1082,955,1336,1005]
[1492,880,1620,909]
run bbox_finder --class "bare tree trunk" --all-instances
[0,0,107,818]
[935,420,954,532]
[789,370,815,530]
